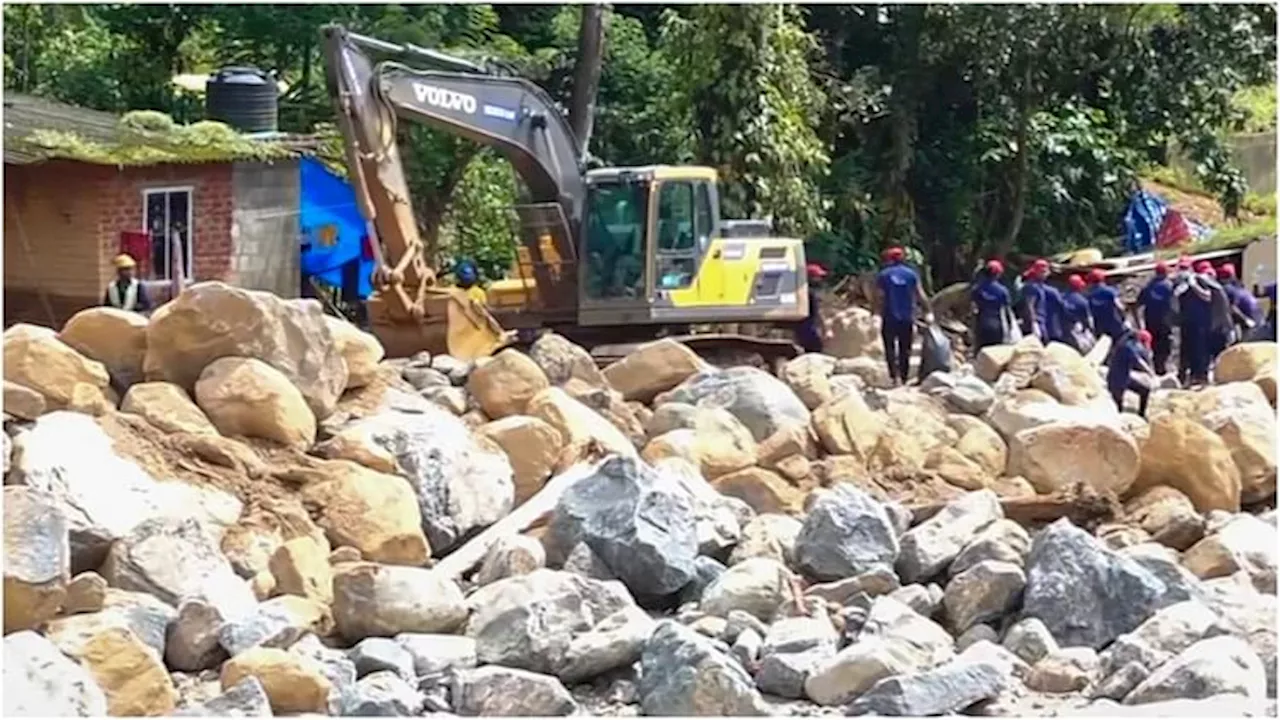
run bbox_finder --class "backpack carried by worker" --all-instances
[917,321,953,382]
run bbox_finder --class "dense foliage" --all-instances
[6,3,1275,285]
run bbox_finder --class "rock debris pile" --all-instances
[2,281,1276,717]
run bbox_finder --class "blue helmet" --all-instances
[455,259,478,285]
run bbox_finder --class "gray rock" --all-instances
[700,557,795,623]
[1022,518,1169,649]
[756,649,828,699]
[289,634,359,714]
[333,563,468,641]
[167,598,227,672]
[453,666,577,716]
[1125,636,1267,704]
[887,584,939,618]
[3,630,108,717]
[732,628,763,668]
[218,596,320,656]
[762,615,839,657]
[403,366,451,391]
[557,612,655,684]
[349,638,416,680]
[846,659,1009,716]
[548,456,698,598]
[947,375,997,415]
[1089,660,1149,701]
[860,596,955,669]
[1002,617,1059,666]
[804,567,901,605]
[724,610,769,645]
[804,636,917,705]
[100,516,256,622]
[658,366,810,442]
[342,671,425,716]
[394,634,478,677]
[944,560,1026,633]
[420,386,467,415]
[415,670,454,713]
[897,490,1002,584]
[430,354,471,384]
[174,677,272,717]
[795,485,899,582]
[464,569,641,680]
[956,639,1030,681]
[957,624,999,651]
[639,620,769,715]
[342,409,514,554]
[561,541,616,581]
[3,486,69,633]
[950,520,1032,577]
[679,556,727,606]
[1201,585,1276,697]
[1123,543,1207,607]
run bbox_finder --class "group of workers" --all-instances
[799,248,1275,418]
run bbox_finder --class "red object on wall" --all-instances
[1156,209,1193,248]
[119,230,151,273]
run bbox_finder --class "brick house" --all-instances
[4,93,312,326]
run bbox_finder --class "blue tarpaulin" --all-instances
[299,157,374,299]
[1122,189,1168,254]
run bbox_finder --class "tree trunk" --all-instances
[568,4,608,159]
[996,66,1033,258]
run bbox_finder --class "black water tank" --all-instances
[206,66,278,134]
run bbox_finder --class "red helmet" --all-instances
[1154,261,1169,276]
[1195,260,1213,274]
[1088,268,1106,284]
[1136,329,1153,348]
[985,259,1004,275]
[1218,263,1236,279]
[884,246,905,262]
[806,263,829,279]
[1067,274,1086,291]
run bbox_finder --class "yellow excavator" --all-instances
[322,25,813,363]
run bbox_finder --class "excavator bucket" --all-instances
[368,287,509,361]
[441,288,509,361]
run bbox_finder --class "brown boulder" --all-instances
[1007,420,1140,495]
[323,316,385,389]
[712,467,804,515]
[269,536,333,604]
[59,625,176,716]
[467,349,550,419]
[949,416,1009,477]
[562,378,646,447]
[925,446,991,491]
[3,486,69,633]
[639,407,757,479]
[121,381,218,435]
[811,392,883,460]
[478,415,565,506]
[1215,342,1277,404]
[1135,414,1242,512]
[603,339,706,402]
[527,387,636,465]
[4,380,47,420]
[780,354,837,410]
[3,323,113,415]
[300,460,431,566]
[143,282,348,419]
[1192,382,1276,505]
[974,345,1015,383]
[195,357,316,449]
[1030,342,1106,406]
[221,647,332,714]
[58,307,149,389]
[1123,486,1205,551]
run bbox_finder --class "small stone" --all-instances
[467,349,550,419]
[395,633,478,676]
[217,595,333,657]
[343,670,426,716]
[944,560,1026,633]
[699,557,796,623]
[957,624,999,651]
[453,666,578,716]
[348,637,416,680]
[1002,617,1060,666]
[474,534,545,586]
[756,649,828,699]
[167,598,227,672]
[220,646,333,715]
[845,659,1009,716]
[725,610,770,645]
[62,571,107,615]
[268,536,332,605]
[731,628,763,668]
[1027,647,1100,693]
[1088,660,1148,701]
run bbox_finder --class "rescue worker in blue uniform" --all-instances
[1172,255,1196,382]
[1016,259,1051,340]
[1135,260,1175,375]
[1201,261,1235,364]
[1175,259,1216,385]
[1218,263,1262,340]
[1107,328,1155,417]
[1062,274,1094,353]
[1086,268,1127,341]
[796,263,830,354]
[874,247,933,386]
[970,259,1012,350]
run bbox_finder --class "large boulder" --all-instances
[478,416,566,505]
[120,382,218,435]
[1191,383,1277,505]
[10,412,242,571]
[1181,514,1276,591]
[527,387,637,463]
[332,562,467,640]
[641,406,757,480]
[711,466,805,515]
[219,647,333,714]
[194,357,316,450]
[4,630,109,716]
[779,354,838,409]
[1030,342,1107,406]
[3,487,70,633]
[639,620,768,716]
[143,282,348,419]
[4,380,47,420]
[44,622,177,716]
[58,307,149,390]
[1214,342,1277,405]
[826,306,885,359]
[1021,519,1168,650]
[334,408,514,554]
[795,485,899,582]
[323,317,384,389]
[1124,635,1267,704]
[467,349,551,419]
[1007,420,1141,495]
[949,415,1009,477]
[3,324,113,415]
[657,366,810,442]
[299,459,431,566]
[1134,414,1241,512]
[603,339,706,403]
[547,456,698,599]
[810,391,882,461]
[897,490,1001,584]
[974,345,1015,383]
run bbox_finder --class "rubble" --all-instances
[0,282,1274,717]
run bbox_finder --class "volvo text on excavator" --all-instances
[322,24,813,364]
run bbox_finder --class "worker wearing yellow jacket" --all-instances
[454,259,488,305]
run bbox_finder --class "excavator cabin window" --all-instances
[584,181,647,300]
[655,180,705,291]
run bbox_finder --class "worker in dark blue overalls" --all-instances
[1087,268,1127,341]
[1062,274,1094,353]
[1175,260,1216,386]
[971,259,1012,350]
[1135,260,1175,375]
[1107,328,1155,417]
[874,247,933,386]
[1018,258,1053,342]
[796,263,830,354]
[1218,263,1262,342]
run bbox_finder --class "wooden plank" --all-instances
[909,483,1120,531]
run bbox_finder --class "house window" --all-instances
[143,187,193,280]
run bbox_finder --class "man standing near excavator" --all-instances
[874,247,933,386]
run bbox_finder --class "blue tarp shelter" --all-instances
[1122,189,1168,254]
[299,157,374,299]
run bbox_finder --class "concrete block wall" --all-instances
[230,159,300,298]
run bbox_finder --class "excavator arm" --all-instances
[320,24,585,358]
